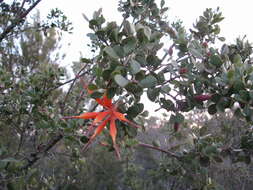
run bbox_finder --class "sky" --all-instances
[37,0,253,63]
[36,0,253,116]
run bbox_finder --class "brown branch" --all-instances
[60,66,91,114]
[0,0,42,42]
[21,133,63,170]
[138,143,181,159]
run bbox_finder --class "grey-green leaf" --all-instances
[130,60,141,74]
[104,46,119,59]
[114,74,129,87]
[140,75,157,88]
[189,48,204,59]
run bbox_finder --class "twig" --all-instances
[60,65,89,114]
[21,133,63,170]
[0,0,43,42]
[138,143,180,159]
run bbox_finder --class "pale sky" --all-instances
[36,0,253,116]
[37,0,253,64]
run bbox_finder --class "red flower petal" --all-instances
[82,117,110,152]
[113,111,129,122]
[110,117,117,144]
[62,112,99,119]
[94,111,110,123]
[100,95,112,108]
[110,117,121,159]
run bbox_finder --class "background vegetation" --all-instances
[0,0,252,189]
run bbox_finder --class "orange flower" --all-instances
[63,81,137,159]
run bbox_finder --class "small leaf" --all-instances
[160,98,174,111]
[233,54,242,64]
[125,138,139,146]
[81,58,91,63]
[80,136,89,144]
[88,84,98,91]
[123,37,137,54]
[114,74,129,87]
[130,60,141,74]
[124,21,136,34]
[136,26,151,43]
[218,37,225,42]
[90,91,104,99]
[113,45,124,58]
[170,113,184,123]
[102,69,113,80]
[127,103,144,118]
[147,88,160,102]
[140,75,157,88]
[104,46,119,59]
[160,0,165,8]
[189,48,204,59]
[161,85,171,93]
[143,26,151,40]
[152,140,161,147]
[210,54,223,67]
[125,83,143,94]
[208,104,217,115]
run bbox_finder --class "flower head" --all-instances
[63,80,138,158]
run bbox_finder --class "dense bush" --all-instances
[0,0,252,189]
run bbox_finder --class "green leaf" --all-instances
[146,55,160,68]
[233,54,242,64]
[203,146,218,155]
[227,69,235,80]
[140,75,157,88]
[126,126,138,138]
[104,46,119,59]
[135,70,146,81]
[189,48,204,59]
[135,54,147,66]
[152,140,161,147]
[123,37,137,54]
[130,60,141,74]
[127,103,144,118]
[218,37,225,42]
[136,26,151,43]
[114,74,129,87]
[124,21,136,35]
[210,54,223,67]
[147,88,160,102]
[208,104,217,115]
[143,26,151,40]
[125,138,139,146]
[90,91,104,99]
[113,45,124,58]
[125,83,143,94]
[80,136,89,144]
[160,98,174,111]
[160,0,165,8]
[80,58,91,63]
[170,113,184,123]
[88,84,97,91]
[161,85,171,93]
[102,69,113,80]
